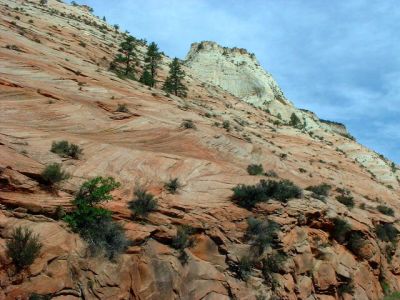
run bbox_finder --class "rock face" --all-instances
[185,41,288,107]
[0,0,399,300]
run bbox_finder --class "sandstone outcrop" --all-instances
[0,0,399,299]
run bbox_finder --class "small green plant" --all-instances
[164,178,181,194]
[306,183,331,199]
[247,217,280,253]
[116,103,129,113]
[29,294,51,300]
[51,140,83,159]
[129,186,158,217]
[263,251,287,274]
[247,164,264,175]
[336,194,354,209]
[41,163,70,186]
[222,120,230,131]
[236,255,253,281]
[338,279,355,296]
[172,225,193,249]
[331,217,351,244]
[347,232,366,254]
[384,292,400,300]
[79,41,87,47]
[376,223,398,242]
[377,205,395,217]
[232,179,302,208]
[289,113,303,129]
[180,119,196,129]
[7,226,42,272]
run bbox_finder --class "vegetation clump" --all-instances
[336,189,355,209]
[347,232,366,254]
[164,178,181,194]
[172,225,194,250]
[236,255,253,281]
[232,179,302,208]
[65,177,129,259]
[180,119,196,129]
[247,164,264,176]
[7,226,42,272]
[51,140,83,159]
[128,185,158,217]
[376,223,398,242]
[306,183,331,200]
[163,58,188,97]
[246,217,280,253]
[377,205,395,217]
[331,217,351,244]
[41,163,70,187]
[116,103,129,113]
[289,113,303,129]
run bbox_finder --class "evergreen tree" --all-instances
[163,58,188,97]
[112,35,137,78]
[140,42,162,87]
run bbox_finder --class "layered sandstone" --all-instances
[0,0,399,300]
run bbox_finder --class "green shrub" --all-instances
[263,251,287,274]
[384,292,400,300]
[336,194,354,209]
[51,140,82,159]
[247,164,264,175]
[222,120,230,131]
[75,176,120,206]
[338,279,355,296]
[41,163,70,186]
[289,113,303,128]
[331,218,351,243]
[181,119,196,129]
[7,226,42,271]
[232,179,302,208]
[247,217,280,252]
[236,255,253,281]
[347,232,366,254]
[172,226,193,249]
[29,294,51,300]
[377,205,395,217]
[376,223,398,242]
[64,177,128,259]
[129,186,158,217]
[116,103,129,113]
[306,183,331,198]
[164,178,181,194]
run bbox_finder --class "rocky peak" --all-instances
[185,41,288,107]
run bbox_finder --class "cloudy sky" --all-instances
[75,0,399,163]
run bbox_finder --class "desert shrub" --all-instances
[236,255,253,281]
[263,251,287,274]
[164,178,181,194]
[306,183,331,198]
[347,232,366,254]
[79,41,86,47]
[247,217,280,252]
[232,179,302,208]
[377,205,395,217]
[247,164,264,176]
[41,163,70,186]
[74,176,120,206]
[64,177,128,259]
[29,294,51,300]
[265,170,278,177]
[338,279,355,296]
[336,194,354,209]
[331,218,351,243]
[129,186,158,217]
[7,226,42,271]
[172,225,194,249]
[384,292,400,300]
[376,223,398,242]
[51,140,82,159]
[222,120,230,131]
[180,119,196,129]
[116,103,129,112]
[289,113,302,128]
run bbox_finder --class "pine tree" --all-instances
[163,58,188,97]
[112,36,137,79]
[140,42,162,87]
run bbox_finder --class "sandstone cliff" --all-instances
[0,1,399,300]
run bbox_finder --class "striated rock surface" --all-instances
[0,0,399,299]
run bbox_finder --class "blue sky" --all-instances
[74,0,399,164]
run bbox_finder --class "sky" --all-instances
[73,0,399,164]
